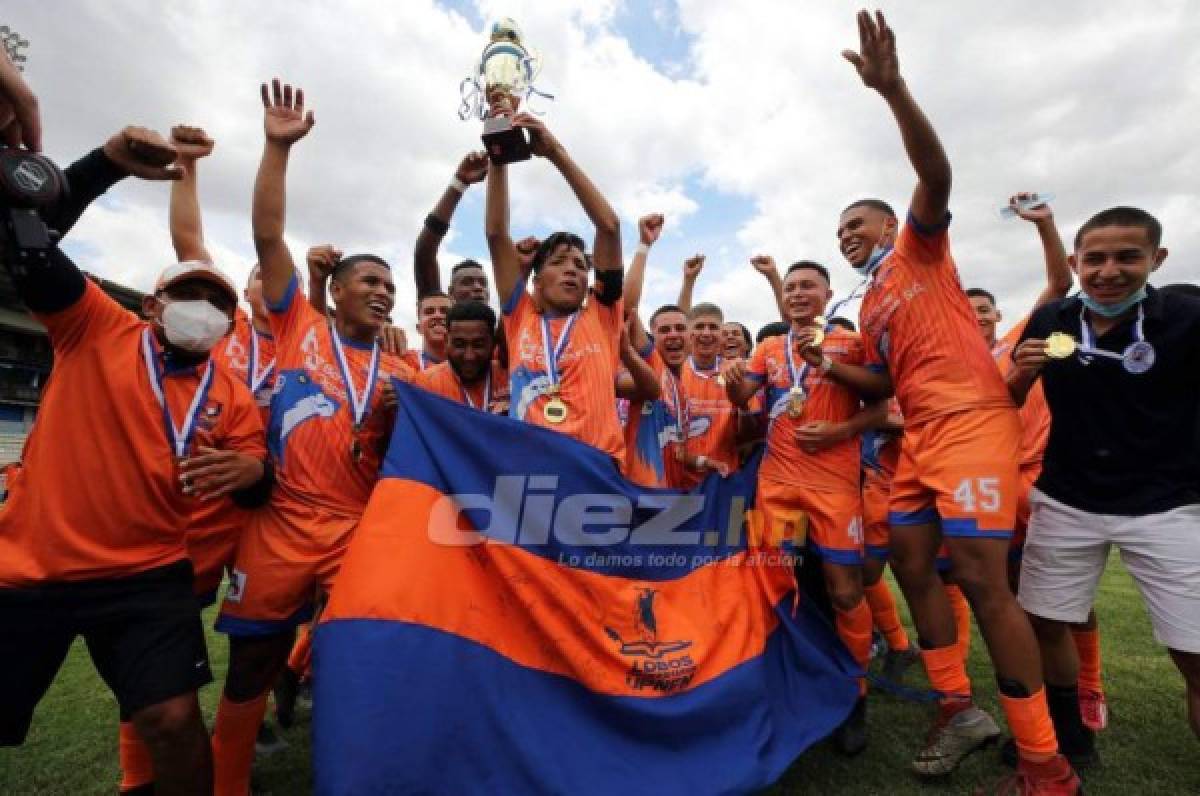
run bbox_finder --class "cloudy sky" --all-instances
[9,0,1199,335]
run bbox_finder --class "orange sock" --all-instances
[863,579,910,652]
[118,720,155,792]
[211,694,268,796]
[1071,628,1103,694]
[288,625,313,676]
[835,598,875,694]
[943,583,971,662]
[920,643,971,703]
[1000,687,1059,761]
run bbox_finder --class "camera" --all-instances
[0,146,67,276]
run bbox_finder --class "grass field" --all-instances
[2,552,1197,794]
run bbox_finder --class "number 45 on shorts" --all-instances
[953,477,1001,513]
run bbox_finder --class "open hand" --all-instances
[379,324,408,357]
[261,78,314,145]
[103,126,182,180]
[842,10,901,95]
[794,421,850,453]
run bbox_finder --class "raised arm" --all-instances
[627,214,663,311]
[484,159,524,307]
[843,10,950,229]
[615,314,662,402]
[0,46,41,151]
[515,113,622,273]
[252,79,315,307]
[676,254,705,313]
[1009,193,1072,312]
[414,152,489,297]
[750,255,788,321]
[168,125,215,263]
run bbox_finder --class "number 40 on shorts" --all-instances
[953,477,1001,512]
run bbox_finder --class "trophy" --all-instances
[459,18,552,165]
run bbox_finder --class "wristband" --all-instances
[450,176,468,194]
[819,355,833,373]
[635,242,651,257]
[424,214,449,237]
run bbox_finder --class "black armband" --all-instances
[230,457,275,509]
[593,268,624,306]
[44,148,128,238]
[424,213,449,237]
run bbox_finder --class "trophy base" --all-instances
[482,116,532,165]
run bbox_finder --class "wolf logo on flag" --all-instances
[314,381,859,795]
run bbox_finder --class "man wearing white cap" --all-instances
[0,128,271,796]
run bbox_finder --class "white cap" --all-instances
[154,260,239,306]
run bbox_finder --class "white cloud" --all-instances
[8,0,1198,338]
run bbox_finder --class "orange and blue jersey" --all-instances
[215,311,277,422]
[402,348,444,374]
[678,356,739,488]
[0,281,265,587]
[858,217,1013,426]
[312,379,858,795]
[414,360,510,414]
[745,328,866,493]
[992,316,1051,471]
[264,274,413,517]
[621,345,686,489]
[503,289,625,463]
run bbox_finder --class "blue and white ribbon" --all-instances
[141,328,215,459]
[329,321,381,430]
[540,312,578,391]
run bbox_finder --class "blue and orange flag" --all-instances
[314,381,859,794]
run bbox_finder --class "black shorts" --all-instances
[0,559,212,746]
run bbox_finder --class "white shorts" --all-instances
[1018,488,1200,653]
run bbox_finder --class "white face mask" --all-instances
[160,299,230,353]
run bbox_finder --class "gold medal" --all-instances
[1045,332,1077,360]
[544,397,569,424]
[787,386,806,418]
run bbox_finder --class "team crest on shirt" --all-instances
[267,370,341,461]
[195,400,224,432]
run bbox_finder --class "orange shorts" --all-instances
[216,499,361,636]
[889,407,1021,541]
[758,477,863,565]
[862,468,892,562]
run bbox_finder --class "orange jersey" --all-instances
[992,317,1050,470]
[678,357,739,489]
[214,312,277,422]
[621,349,686,489]
[414,360,511,414]
[747,328,865,492]
[0,282,266,586]
[265,276,413,517]
[503,290,625,462]
[402,349,444,374]
[858,221,1013,425]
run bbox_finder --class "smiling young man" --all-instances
[406,291,453,372]
[485,111,625,462]
[415,301,510,413]
[723,259,885,753]
[209,79,413,794]
[0,128,270,796]
[1009,207,1200,759]
[814,12,1077,792]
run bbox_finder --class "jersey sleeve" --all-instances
[861,325,885,370]
[896,211,952,265]
[746,340,768,381]
[216,380,268,460]
[266,273,319,345]
[33,279,138,356]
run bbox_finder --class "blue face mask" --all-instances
[853,244,892,277]
[1081,286,1147,318]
